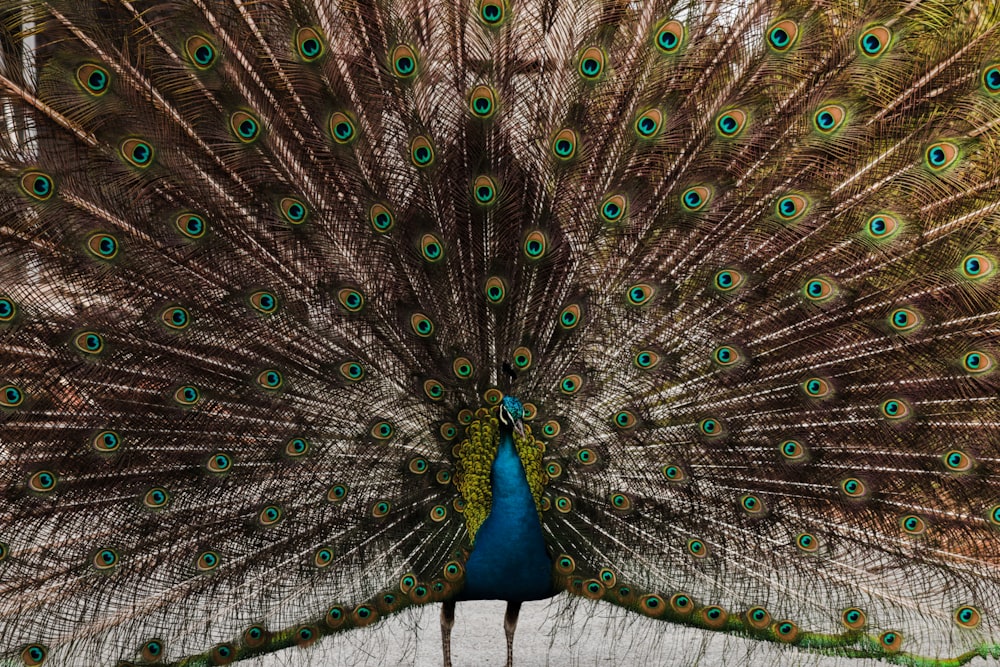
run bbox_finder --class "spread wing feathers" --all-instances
[0,0,998,665]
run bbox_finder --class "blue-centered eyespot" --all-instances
[93,548,119,570]
[714,269,744,292]
[295,27,325,61]
[813,104,846,133]
[22,645,47,666]
[410,136,435,167]
[613,410,636,429]
[285,437,309,457]
[92,430,121,452]
[339,361,365,381]
[635,109,663,138]
[961,254,994,280]
[775,194,808,221]
[889,307,920,332]
[541,420,560,437]
[186,35,217,69]
[699,418,722,437]
[249,290,278,314]
[20,171,54,201]
[258,505,282,526]
[796,532,818,552]
[600,194,627,222]
[880,630,903,653]
[244,625,268,648]
[1,384,24,407]
[840,477,867,498]
[143,487,169,508]
[369,203,395,233]
[478,0,506,25]
[256,369,283,390]
[560,374,582,395]
[925,141,959,171]
[507,346,530,371]
[842,608,867,630]
[687,539,708,558]
[900,514,926,535]
[337,288,364,313]
[174,384,201,405]
[329,112,357,144]
[523,231,547,259]
[578,47,605,80]
[713,345,740,366]
[866,213,899,240]
[943,449,974,472]
[410,313,434,337]
[279,197,308,225]
[654,20,684,54]
[469,85,497,118]
[609,493,632,511]
[453,357,474,379]
[802,377,831,398]
[0,297,15,323]
[485,276,506,304]
[327,484,348,502]
[29,470,57,493]
[121,138,154,167]
[74,331,105,355]
[740,494,764,515]
[77,63,110,95]
[962,351,994,374]
[681,186,711,211]
[423,379,444,400]
[955,606,981,629]
[551,129,578,160]
[634,350,660,369]
[421,233,443,262]
[392,44,418,77]
[767,19,798,52]
[803,277,834,302]
[175,212,207,239]
[747,607,771,630]
[559,304,581,329]
[983,64,1000,94]
[473,175,497,205]
[626,283,653,306]
[576,448,596,464]
[372,500,392,518]
[87,233,119,260]
[775,621,799,643]
[196,550,220,571]
[880,398,910,420]
[161,306,191,330]
[670,593,693,615]
[858,26,891,58]
[779,439,806,461]
[230,111,261,143]
[715,109,747,138]
[207,453,232,472]
[662,464,685,481]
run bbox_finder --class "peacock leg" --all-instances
[503,600,522,667]
[440,599,455,667]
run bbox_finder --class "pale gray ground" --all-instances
[241,598,995,666]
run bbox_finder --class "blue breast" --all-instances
[460,431,554,601]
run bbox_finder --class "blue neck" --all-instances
[459,430,553,601]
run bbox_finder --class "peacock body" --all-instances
[1,0,999,665]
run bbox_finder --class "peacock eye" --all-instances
[196,550,220,571]
[20,171,54,201]
[955,606,981,628]
[960,254,994,280]
[802,277,835,302]
[185,35,217,68]
[279,197,308,224]
[93,430,121,452]
[410,136,435,167]
[339,362,365,381]
[256,369,283,390]
[73,331,105,355]
[715,109,747,137]
[925,141,959,171]
[600,194,627,222]
[121,138,154,167]
[767,19,798,52]
[983,64,1000,94]
[295,27,325,61]
[175,213,207,239]
[559,374,582,394]
[337,288,365,312]
[285,437,309,457]
[880,398,910,420]
[478,0,506,25]
[410,313,435,337]
[842,608,867,630]
[523,231,547,259]
[87,233,119,260]
[626,283,653,306]
[634,349,660,369]
[635,109,663,138]
[779,439,806,461]
[796,532,818,552]
[329,112,357,144]
[962,350,993,374]
[551,129,577,160]
[230,110,261,142]
[392,44,418,77]
[559,304,581,329]
[174,385,201,406]
[77,63,111,94]
[473,175,497,205]
[420,234,443,262]
[144,487,169,508]
[578,47,605,80]
[813,104,846,133]
[469,85,497,118]
[654,20,684,54]
[858,26,891,58]
[207,453,232,472]
[775,194,808,222]
[369,203,395,232]
[900,514,926,535]
[802,377,831,398]
[740,494,764,514]
[681,186,711,211]
[943,449,973,472]
[712,345,740,366]
[512,346,532,370]
[249,290,279,314]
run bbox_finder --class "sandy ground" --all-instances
[238,598,994,666]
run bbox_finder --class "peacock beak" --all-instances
[514,419,525,438]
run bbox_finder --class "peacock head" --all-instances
[498,395,526,438]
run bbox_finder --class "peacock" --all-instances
[1,0,999,665]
